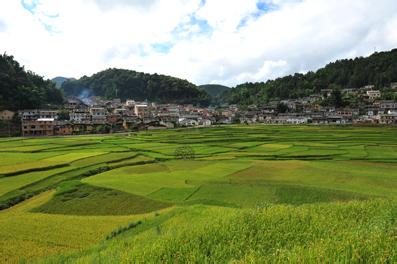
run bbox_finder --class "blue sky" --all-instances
[1,0,397,86]
[21,0,38,14]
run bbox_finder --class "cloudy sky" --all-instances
[1,0,397,86]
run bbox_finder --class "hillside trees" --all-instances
[223,49,397,106]
[0,53,63,110]
[62,68,211,106]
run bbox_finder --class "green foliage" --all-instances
[62,68,211,106]
[199,84,230,104]
[174,145,195,160]
[57,109,70,120]
[0,53,64,110]
[380,88,397,100]
[223,49,397,105]
[32,182,171,216]
[51,77,74,88]
[199,84,230,98]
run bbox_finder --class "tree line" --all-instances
[62,68,211,106]
[222,49,397,106]
[0,53,64,111]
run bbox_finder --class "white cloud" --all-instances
[195,0,258,32]
[0,0,397,87]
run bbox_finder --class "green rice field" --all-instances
[0,125,396,263]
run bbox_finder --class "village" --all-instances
[0,83,396,137]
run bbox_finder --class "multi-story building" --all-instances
[19,110,58,120]
[22,118,55,136]
[65,99,88,110]
[134,103,149,118]
[123,115,141,130]
[380,113,397,125]
[19,109,39,120]
[70,110,91,123]
[90,107,107,125]
[39,110,58,119]
[378,100,397,111]
[336,108,359,119]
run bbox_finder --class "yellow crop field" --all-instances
[0,191,172,263]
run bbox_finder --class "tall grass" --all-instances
[39,199,397,263]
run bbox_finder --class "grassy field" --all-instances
[0,125,396,263]
[0,191,172,263]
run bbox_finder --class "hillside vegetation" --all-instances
[223,48,397,105]
[51,77,75,88]
[2,49,397,111]
[199,84,230,103]
[0,126,396,263]
[0,53,64,110]
[62,68,211,105]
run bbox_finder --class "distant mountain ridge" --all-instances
[199,84,230,98]
[62,68,210,106]
[52,77,75,88]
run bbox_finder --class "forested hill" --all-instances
[199,84,230,98]
[223,48,397,105]
[199,84,230,104]
[0,54,64,111]
[52,76,75,88]
[62,69,211,106]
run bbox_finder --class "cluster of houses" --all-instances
[237,84,397,125]
[0,83,396,137]
[15,97,217,136]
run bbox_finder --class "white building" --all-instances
[70,110,91,123]
[125,100,136,107]
[134,103,148,117]
[287,117,309,124]
[18,110,58,120]
[199,119,212,127]
[90,107,107,124]
[178,118,198,127]
[366,90,381,100]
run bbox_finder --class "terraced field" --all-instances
[0,125,396,263]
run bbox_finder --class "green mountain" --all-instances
[62,68,211,106]
[52,77,75,88]
[224,48,397,106]
[0,53,64,111]
[199,84,230,98]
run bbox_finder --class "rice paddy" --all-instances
[0,125,396,263]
